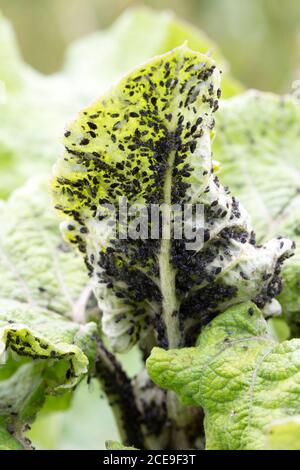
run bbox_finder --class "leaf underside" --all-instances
[52,46,293,353]
[0,179,97,444]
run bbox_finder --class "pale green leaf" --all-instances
[105,440,137,450]
[26,379,118,450]
[0,177,91,319]
[265,417,300,450]
[52,47,293,354]
[0,299,96,389]
[214,91,300,335]
[0,418,24,450]
[147,302,300,450]
[0,178,97,437]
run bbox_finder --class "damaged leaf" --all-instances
[52,47,293,353]
[0,179,97,442]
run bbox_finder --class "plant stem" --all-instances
[159,150,181,349]
[94,340,144,449]
[166,391,203,449]
[13,421,34,450]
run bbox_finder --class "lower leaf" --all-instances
[147,302,300,450]
[105,440,138,450]
[0,418,24,450]
[266,417,300,450]
[0,299,97,443]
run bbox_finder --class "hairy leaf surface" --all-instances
[0,178,91,318]
[0,418,24,450]
[266,417,300,450]
[0,179,97,441]
[105,440,137,450]
[214,91,300,335]
[147,302,300,450]
[52,47,293,353]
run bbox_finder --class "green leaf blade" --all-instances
[266,417,300,450]
[0,178,90,318]
[214,91,300,335]
[0,299,95,387]
[105,440,138,450]
[0,178,98,436]
[0,419,24,450]
[147,302,300,450]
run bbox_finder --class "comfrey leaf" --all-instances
[265,417,300,450]
[214,91,300,335]
[0,179,97,438]
[0,299,96,446]
[0,299,95,389]
[105,440,137,450]
[0,178,92,320]
[147,302,300,450]
[52,46,294,353]
[0,418,24,450]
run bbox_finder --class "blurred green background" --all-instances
[1,0,300,93]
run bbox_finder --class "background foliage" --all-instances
[1,0,300,93]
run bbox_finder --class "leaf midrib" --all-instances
[159,148,180,348]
